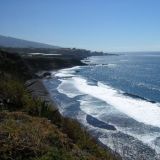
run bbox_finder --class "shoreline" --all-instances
[0,49,120,160]
[36,57,160,160]
[25,54,87,110]
[26,66,122,158]
[26,75,121,158]
[24,53,121,159]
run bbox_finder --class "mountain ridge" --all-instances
[0,35,60,48]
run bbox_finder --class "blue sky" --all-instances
[1,0,160,52]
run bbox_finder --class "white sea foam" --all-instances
[57,78,83,98]
[137,82,160,92]
[120,59,128,62]
[55,67,160,154]
[107,63,117,68]
[78,94,160,151]
[56,73,160,128]
[54,73,160,156]
[55,66,81,78]
[79,97,110,117]
[94,63,117,68]
[67,77,160,128]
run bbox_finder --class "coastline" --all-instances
[25,61,122,159]
[25,55,87,112]
[37,55,160,160]
[0,49,121,160]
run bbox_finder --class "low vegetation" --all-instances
[0,50,119,160]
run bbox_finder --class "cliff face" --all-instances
[0,50,119,160]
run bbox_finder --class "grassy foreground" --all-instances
[0,50,119,160]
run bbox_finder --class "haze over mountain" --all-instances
[0,35,60,48]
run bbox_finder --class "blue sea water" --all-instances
[82,52,160,102]
[44,52,160,160]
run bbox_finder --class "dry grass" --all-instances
[0,112,118,160]
[0,50,120,160]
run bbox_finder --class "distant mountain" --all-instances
[0,35,60,48]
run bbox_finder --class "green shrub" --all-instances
[0,112,57,160]
[0,78,26,111]
[0,50,119,160]
[0,112,111,160]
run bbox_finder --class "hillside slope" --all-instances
[0,35,60,48]
[0,50,120,160]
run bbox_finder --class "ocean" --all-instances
[43,52,160,160]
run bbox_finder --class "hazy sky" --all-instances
[1,0,160,52]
